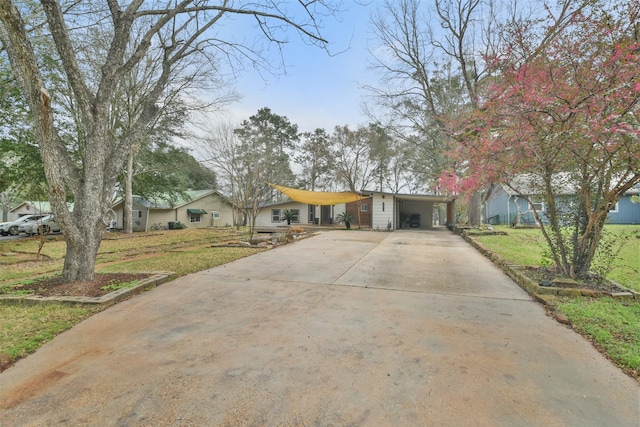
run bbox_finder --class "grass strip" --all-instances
[0,304,101,359]
[556,297,640,377]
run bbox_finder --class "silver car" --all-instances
[0,214,47,236]
[18,215,61,236]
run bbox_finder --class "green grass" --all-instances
[474,225,639,291]
[98,247,260,276]
[0,304,101,358]
[556,297,640,377]
[0,228,254,288]
[474,228,547,266]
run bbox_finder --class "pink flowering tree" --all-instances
[445,1,640,279]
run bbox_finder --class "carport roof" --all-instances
[362,191,455,203]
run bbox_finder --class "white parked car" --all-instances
[18,215,61,236]
[0,214,47,236]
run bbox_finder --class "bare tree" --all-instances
[0,0,335,282]
[367,0,591,225]
[199,121,252,231]
[331,125,378,194]
[367,0,493,224]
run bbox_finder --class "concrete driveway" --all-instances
[1,229,638,426]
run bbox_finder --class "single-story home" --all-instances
[111,190,236,232]
[7,201,74,221]
[486,180,640,225]
[259,185,456,230]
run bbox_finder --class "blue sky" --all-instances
[219,1,382,132]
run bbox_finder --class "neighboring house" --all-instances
[486,180,640,225]
[9,201,74,221]
[111,190,236,232]
[607,184,640,225]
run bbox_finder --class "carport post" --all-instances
[447,200,455,228]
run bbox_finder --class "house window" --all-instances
[608,202,619,213]
[360,204,368,212]
[273,208,300,223]
[190,213,202,223]
[308,205,315,223]
[289,209,300,223]
[529,202,544,212]
[132,210,142,218]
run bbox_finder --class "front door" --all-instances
[321,205,333,225]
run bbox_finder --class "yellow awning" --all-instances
[269,183,363,205]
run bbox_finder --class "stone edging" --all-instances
[0,272,175,307]
[457,230,639,301]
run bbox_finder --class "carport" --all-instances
[364,191,456,230]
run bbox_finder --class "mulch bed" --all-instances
[11,273,153,298]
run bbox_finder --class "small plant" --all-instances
[271,232,287,244]
[590,229,627,279]
[335,211,356,229]
[286,226,306,242]
[174,221,187,229]
[100,279,138,292]
[280,209,297,225]
[539,245,553,269]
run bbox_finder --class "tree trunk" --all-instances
[512,196,521,227]
[468,191,482,226]
[235,207,242,230]
[62,225,103,282]
[1,192,9,222]
[124,148,134,234]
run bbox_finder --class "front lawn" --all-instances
[0,228,265,368]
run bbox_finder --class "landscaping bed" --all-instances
[9,273,153,298]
